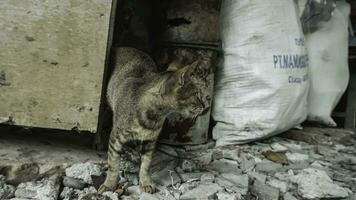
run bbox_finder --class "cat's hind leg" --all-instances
[139,141,157,193]
[98,136,122,193]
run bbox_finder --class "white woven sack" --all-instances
[306,0,350,126]
[213,0,309,145]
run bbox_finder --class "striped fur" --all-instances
[98,47,212,194]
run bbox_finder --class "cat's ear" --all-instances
[177,61,199,86]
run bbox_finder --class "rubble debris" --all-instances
[239,158,256,172]
[216,191,240,200]
[255,161,283,173]
[270,142,288,152]
[179,172,203,182]
[0,175,15,199]
[62,176,87,190]
[200,173,215,183]
[178,181,200,194]
[80,193,112,200]
[14,175,61,200]
[216,173,249,195]
[183,150,213,167]
[102,191,119,200]
[124,186,140,198]
[139,192,159,200]
[266,178,288,193]
[1,127,355,200]
[152,167,181,186]
[251,180,280,200]
[0,162,40,185]
[247,172,267,183]
[222,148,240,161]
[60,186,98,200]
[290,168,349,199]
[65,162,102,184]
[283,192,298,200]
[180,183,223,200]
[208,159,241,174]
[285,152,309,163]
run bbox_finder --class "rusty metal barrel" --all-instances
[154,0,221,145]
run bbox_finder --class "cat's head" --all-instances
[163,61,213,119]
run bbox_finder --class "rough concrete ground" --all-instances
[0,125,355,200]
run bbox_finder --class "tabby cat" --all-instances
[98,47,212,193]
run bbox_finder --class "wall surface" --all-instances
[0,0,113,132]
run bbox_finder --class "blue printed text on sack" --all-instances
[273,54,308,69]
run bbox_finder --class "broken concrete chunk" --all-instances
[282,161,309,171]
[349,194,356,200]
[63,176,87,190]
[282,143,302,150]
[212,149,224,160]
[125,186,140,198]
[15,175,61,200]
[274,172,291,182]
[216,191,240,200]
[285,152,309,163]
[80,193,112,200]
[239,159,256,172]
[65,162,102,184]
[60,186,98,200]
[0,162,40,185]
[154,185,177,200]
[102,191,119,200]
[0,184,15,199]
[216,174,249,195]
[178,182,200,194]
[251,180,280,200]
[180,183,223,200]
[152,167,181,186]
[283,192,298,200]
[200,173,215,183]
[266,178,288,193]
[270,143,288,152]
[316,145,338,157]
[139,192,159,200]
[0,175,15,199]
[60,187,77,200]
[255,162,283,173]
[184,150,213,166]
[209,159,241,174]
[247,171,267,183]
[222,148,240,161]
[180,172,203,183]
[290,168,349,199]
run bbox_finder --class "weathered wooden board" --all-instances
[0,0,113,132]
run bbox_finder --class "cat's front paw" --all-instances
[139,180,157,194]
[98,184,116,194]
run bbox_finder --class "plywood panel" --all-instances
[0,0,113,132]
